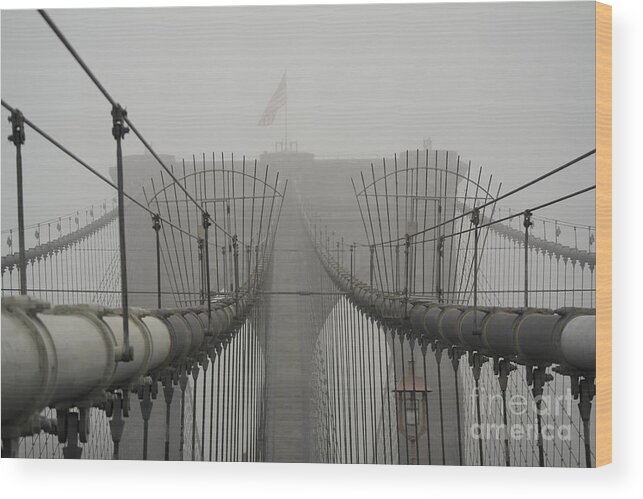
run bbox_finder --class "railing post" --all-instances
[107,389,129,460]
[471,208,480,332]
[152,214,161,308]
[191,362,200,461]
[529,365,552,467]
[59,407,89,459]
[350,243,355,288]
[494,358,516,466]
[576,376,596,468]
[437,236,444,303]
[447,346,464,465]
[404,233,411,302]
[233,234,239,304]
[523,209,533,308]
[395,244,400,292]
[246,244,251,285]
[255,244,260,290]
[112,103,132,361]
[469,352,488,466]
[8,108,27,295]
[369,244,375,288]
[161,370,175,461]
[197,237,205,305]
[203,212,212,326]
[178,365,188,461]
[325,225,328,254]
[137,376,155,460]
[432,340,446,464]
[221,245,228,292]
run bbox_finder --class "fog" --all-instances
[1,2,596,234]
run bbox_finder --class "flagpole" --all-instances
[284,71,288,151]
[258,72,288,149]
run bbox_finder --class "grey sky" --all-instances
[1,2,595,230]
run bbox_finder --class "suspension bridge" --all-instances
[2,10,598,467]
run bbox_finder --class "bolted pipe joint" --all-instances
[4,411,59,444]
[111,104,129,140]
[528,365,553,400]
[178,365,189,393]
[448,345,465,371]
[119,342,135,364]
[199,352,209,372]
[470,207,480,227]
[419,335,431,358]
[161,369,175,401]
[496,358,517,393]
[137,377,155,422]
[576,376,596,422]
[469,351,488,382]
[28,413,58,438]
[8,108,26,146]
[431,340,445,365]
[202,211,211,230]
[60,410,84,459]
[106,389,129,460]
[575,375,596,467]
[186,358,197,378]
[1,296,56,430]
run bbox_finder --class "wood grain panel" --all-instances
[596,1,612,467]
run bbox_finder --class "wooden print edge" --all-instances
[595,0,612,467]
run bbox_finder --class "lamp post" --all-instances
[393,360,432,464]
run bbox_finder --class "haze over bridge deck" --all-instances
[1,9,599,467]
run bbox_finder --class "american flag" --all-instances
[257,73,287,126]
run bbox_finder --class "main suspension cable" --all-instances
[38,9,233,239]
[367,148,596,247]
[0,99,212,247]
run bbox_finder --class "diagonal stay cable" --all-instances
[373,148,596,247]
[412,184,597,246]
[38,9,232,239]
[123,115,233,238]
[38,10,116,108]
[0,99,210,246]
